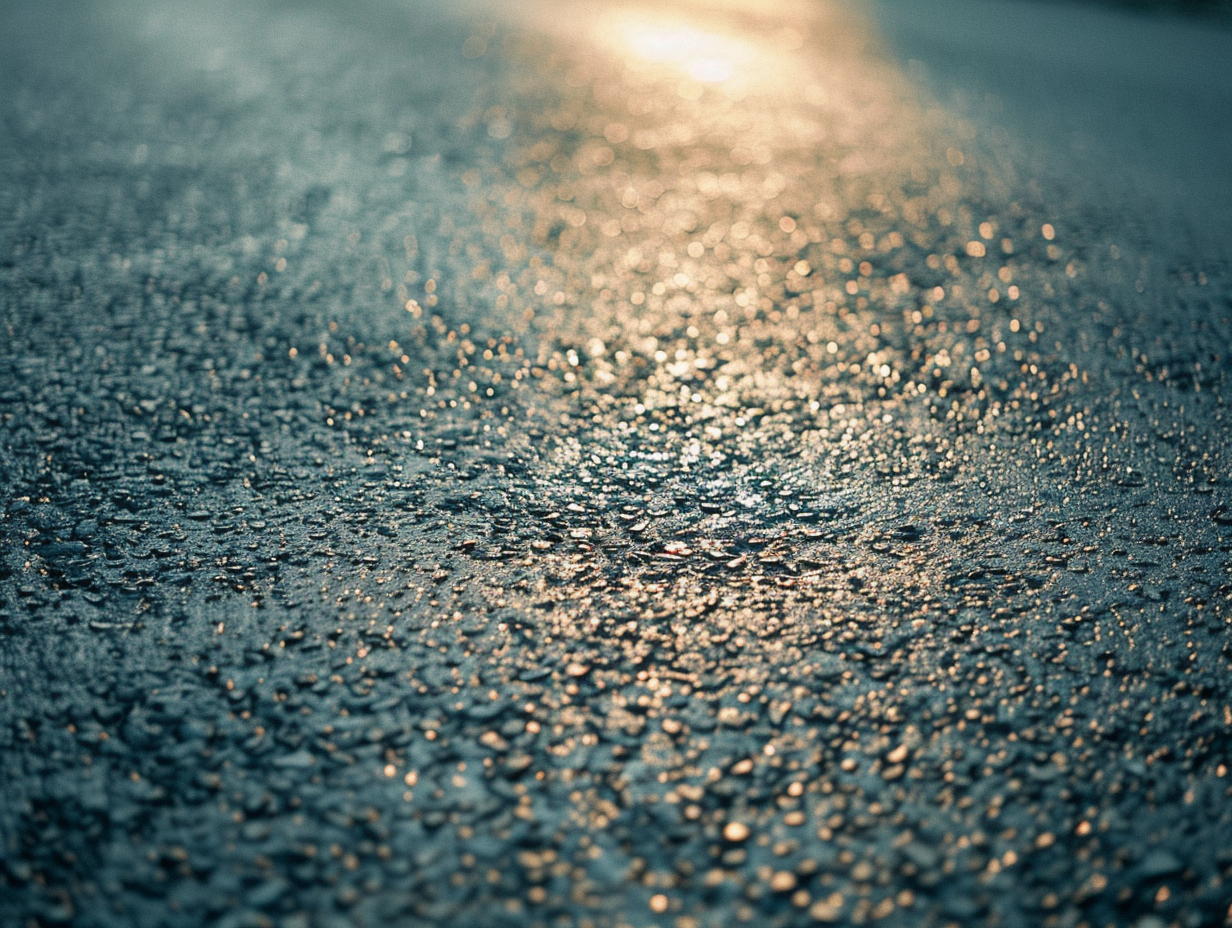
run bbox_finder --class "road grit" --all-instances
[1,1,1230,927]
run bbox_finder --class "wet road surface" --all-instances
[2,1,1232,926]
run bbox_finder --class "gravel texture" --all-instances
[2,1,1231,927]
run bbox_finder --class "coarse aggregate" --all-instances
[2,1,1231,927]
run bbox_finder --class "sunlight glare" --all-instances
[618,20,758,85]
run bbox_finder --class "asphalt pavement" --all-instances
[2,1,1231,926]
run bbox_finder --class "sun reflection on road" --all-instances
[618,21,751,83]
[592,8,805,100]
